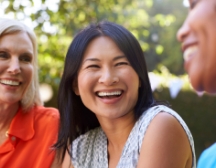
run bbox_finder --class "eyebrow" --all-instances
[113,55,126,61]
[0,47,9,51]
[21,51,34,56]
[83,55,126,63]
[0,47,33,55]
[83,58,100,63]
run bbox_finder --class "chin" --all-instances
[203,77,216,95]
[192,80,216,96]
[204,87,216,95]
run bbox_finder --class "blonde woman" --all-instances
[0,18,59,168]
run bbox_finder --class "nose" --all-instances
[177,20,190,42]
[7,58,21,75]
[98,68,119,86]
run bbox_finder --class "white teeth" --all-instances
[0,80,19,86]
[183,46,198,61]
[98,91,122,97]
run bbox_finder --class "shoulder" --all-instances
[31,106,59,121]
[197,143,216,168]
[29,106,59,134]
[136,105,194,167]
[138,105,192,135]
[139,105,181,120]
[142,109,189,142]
[143,111,188,141]
[137,105,190,136]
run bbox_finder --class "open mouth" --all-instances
[0,80,20,86]
[96,90,123,98]
[183,46,198,62]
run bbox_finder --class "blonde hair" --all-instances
[0,18,42,111]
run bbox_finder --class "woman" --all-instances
[0,18,59,167]
[55,21,195,168]
[177,0,216,167]
[177,0,216,94]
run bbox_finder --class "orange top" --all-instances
[0,106,59,168]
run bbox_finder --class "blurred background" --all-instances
[1,0,216,160]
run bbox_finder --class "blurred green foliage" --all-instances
[1,0,188,89]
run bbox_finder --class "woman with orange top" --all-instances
[0,18,59,168]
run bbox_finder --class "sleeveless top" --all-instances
[71,105,196,168]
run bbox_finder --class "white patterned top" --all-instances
[71,105,196,168]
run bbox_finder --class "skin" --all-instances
[136,112,192,168]
[54,36,192,168]
[0,32,33,145]
[74,36,140,121]
[177,0,216,94]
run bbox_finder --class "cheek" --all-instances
[77,77,95,110]
[187,63,203,91]
[201,24,216,73]
[24,65,34,86]
[208,25,216,58]
[128,80,140,111]
[77,74,94,96]
[0,67,4,74]
[0,61,7,73]
[124,70,140,95]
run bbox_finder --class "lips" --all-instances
[183,46,198,62]
[0,79,20,86]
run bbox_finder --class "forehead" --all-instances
[0,32,34,53]
[85,36,123,54]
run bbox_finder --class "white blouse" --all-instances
[71,105,196,168]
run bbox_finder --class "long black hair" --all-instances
[54,21,160,160]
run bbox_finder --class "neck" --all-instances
[98,111,135,148]
[0,103,19,131]
[97,112,135,167]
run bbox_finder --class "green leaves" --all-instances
[1,0,187,87]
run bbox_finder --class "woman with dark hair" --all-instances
[177,0,216,95]
[54,21,195,168]
[177,0,216,167]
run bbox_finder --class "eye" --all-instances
[0,52,9,59]
[115,62,129,66]
[19,54,32,63]
[86,64,100,69]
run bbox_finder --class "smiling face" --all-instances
[177,0,216,93]
[0,32,33,106]
[74,36,140,121]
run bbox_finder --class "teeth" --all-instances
[183,46,198,61]
[0,80,19,86]
[98,91,122,97]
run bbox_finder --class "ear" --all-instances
[72,79,80,96]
